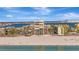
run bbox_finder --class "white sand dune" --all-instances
[0,35,79,45]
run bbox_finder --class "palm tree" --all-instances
[50,24,54,35]
[4,28,19,36]
[75,24,79,33]
[47,24,54,35]
[4,28,8,35]
[22,26,34,36]
[63,24,69,35]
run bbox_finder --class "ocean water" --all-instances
[0,23,76,28]
[1,24,30,28]
[0,45,79,51]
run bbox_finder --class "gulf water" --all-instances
[0,23,76,28]
[0,45,79,51]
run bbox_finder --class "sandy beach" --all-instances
[0,35,79,45]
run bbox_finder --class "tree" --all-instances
[63,24,69,35]
[4,28,19,36]
[22,26,34,36]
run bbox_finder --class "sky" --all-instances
[0,7,79,22]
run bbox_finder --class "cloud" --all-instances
[17,16,40,19]
[15,16,50,21]
[63,13,79,18]
[55,12,79,20]
[6,14,13,18]
[2,7,79,21]
[16,16,44,20]
[33,7,51,15]
[2,7,17,12]
[2,7,30,16]
[3,7,52,21]
[2,7,52,17]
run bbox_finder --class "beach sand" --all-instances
[0,35,79,45]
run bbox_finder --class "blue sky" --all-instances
[0,7,79,22]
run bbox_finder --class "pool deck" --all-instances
[0,35,79,45]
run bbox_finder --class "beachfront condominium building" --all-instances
[33,20,67,35]
[58,25,64,35]
[34,20,44,35]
